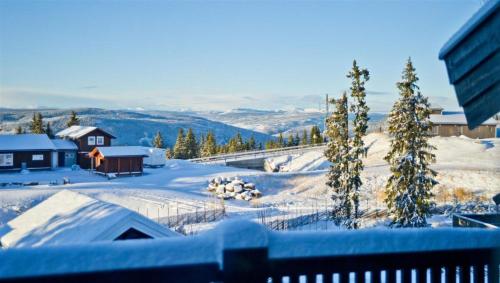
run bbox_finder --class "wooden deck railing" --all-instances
[0,220,499,283]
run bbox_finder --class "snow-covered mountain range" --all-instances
[0,107,388,146]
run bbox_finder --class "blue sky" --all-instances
[0,0,483,112]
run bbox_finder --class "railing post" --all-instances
[223,248,268,283]
[220,221,269,283]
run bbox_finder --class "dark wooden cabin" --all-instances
[89,146,147,176]
[0,134,56,171]
[56,126,115,169]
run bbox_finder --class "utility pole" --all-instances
[324,93,329,133]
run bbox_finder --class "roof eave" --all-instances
[439,0,500,59]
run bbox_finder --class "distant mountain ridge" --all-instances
[194,107,387,135]
[0,107,387,146]
[0,108,272,148]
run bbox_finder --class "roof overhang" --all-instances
[438,0,500,129]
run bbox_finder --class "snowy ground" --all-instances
[1,133,499,233]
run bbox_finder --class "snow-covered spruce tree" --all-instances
[66,111,80,127]
[173,128,187,159]
[325,93,354,228]
[153,131,164,148]
[384,58,437,228]
[185,128,199,159]
[347,60,370,224]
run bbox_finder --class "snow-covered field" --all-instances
[1,134,499,233]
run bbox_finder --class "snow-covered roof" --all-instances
[92,146,149,158]
[430,114,497,125]
[0,190,179,248]
[429,104,443,110]
[439,0,500,59]
[0,134,55,151]
[51,139,78,151]
[56,126,115,139]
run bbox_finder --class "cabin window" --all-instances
[0,153,13,166]
[96,136,104,145]
[88,136,96,145]
[32,154,44,161]
[114,228,153,240]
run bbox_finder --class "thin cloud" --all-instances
[79,85,99,90]
[366,90,393,96]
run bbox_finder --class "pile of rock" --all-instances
[207,177,262,201]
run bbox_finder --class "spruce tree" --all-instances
[45,122,54,138]
[277,133,284,148]
[287,133,295,147]
[153,131,164,148]
[347,60,370,223]
[185,128,199,158]
[227,136,238,153]
[199,133,206,154]
[265,140,277,149]
[301,129,308,145]
[173,128,187,159]
[30,112,45,134]
[325,93,354,228]
[235,132,244,151]
[294,132,300,146]
[324,61,372,229]
[15,126,24,134]
[384,58,437,228]
[165,148,173,159]
[310,126,322,144]
[201,131,217,157]
[247,134,256,150]
[67,111,80,127]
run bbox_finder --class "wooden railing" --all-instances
[0,220,499,283]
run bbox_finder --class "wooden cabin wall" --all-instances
[0,151,52,170]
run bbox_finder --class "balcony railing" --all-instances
[0,220,499,283]
[453,213,500,229]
